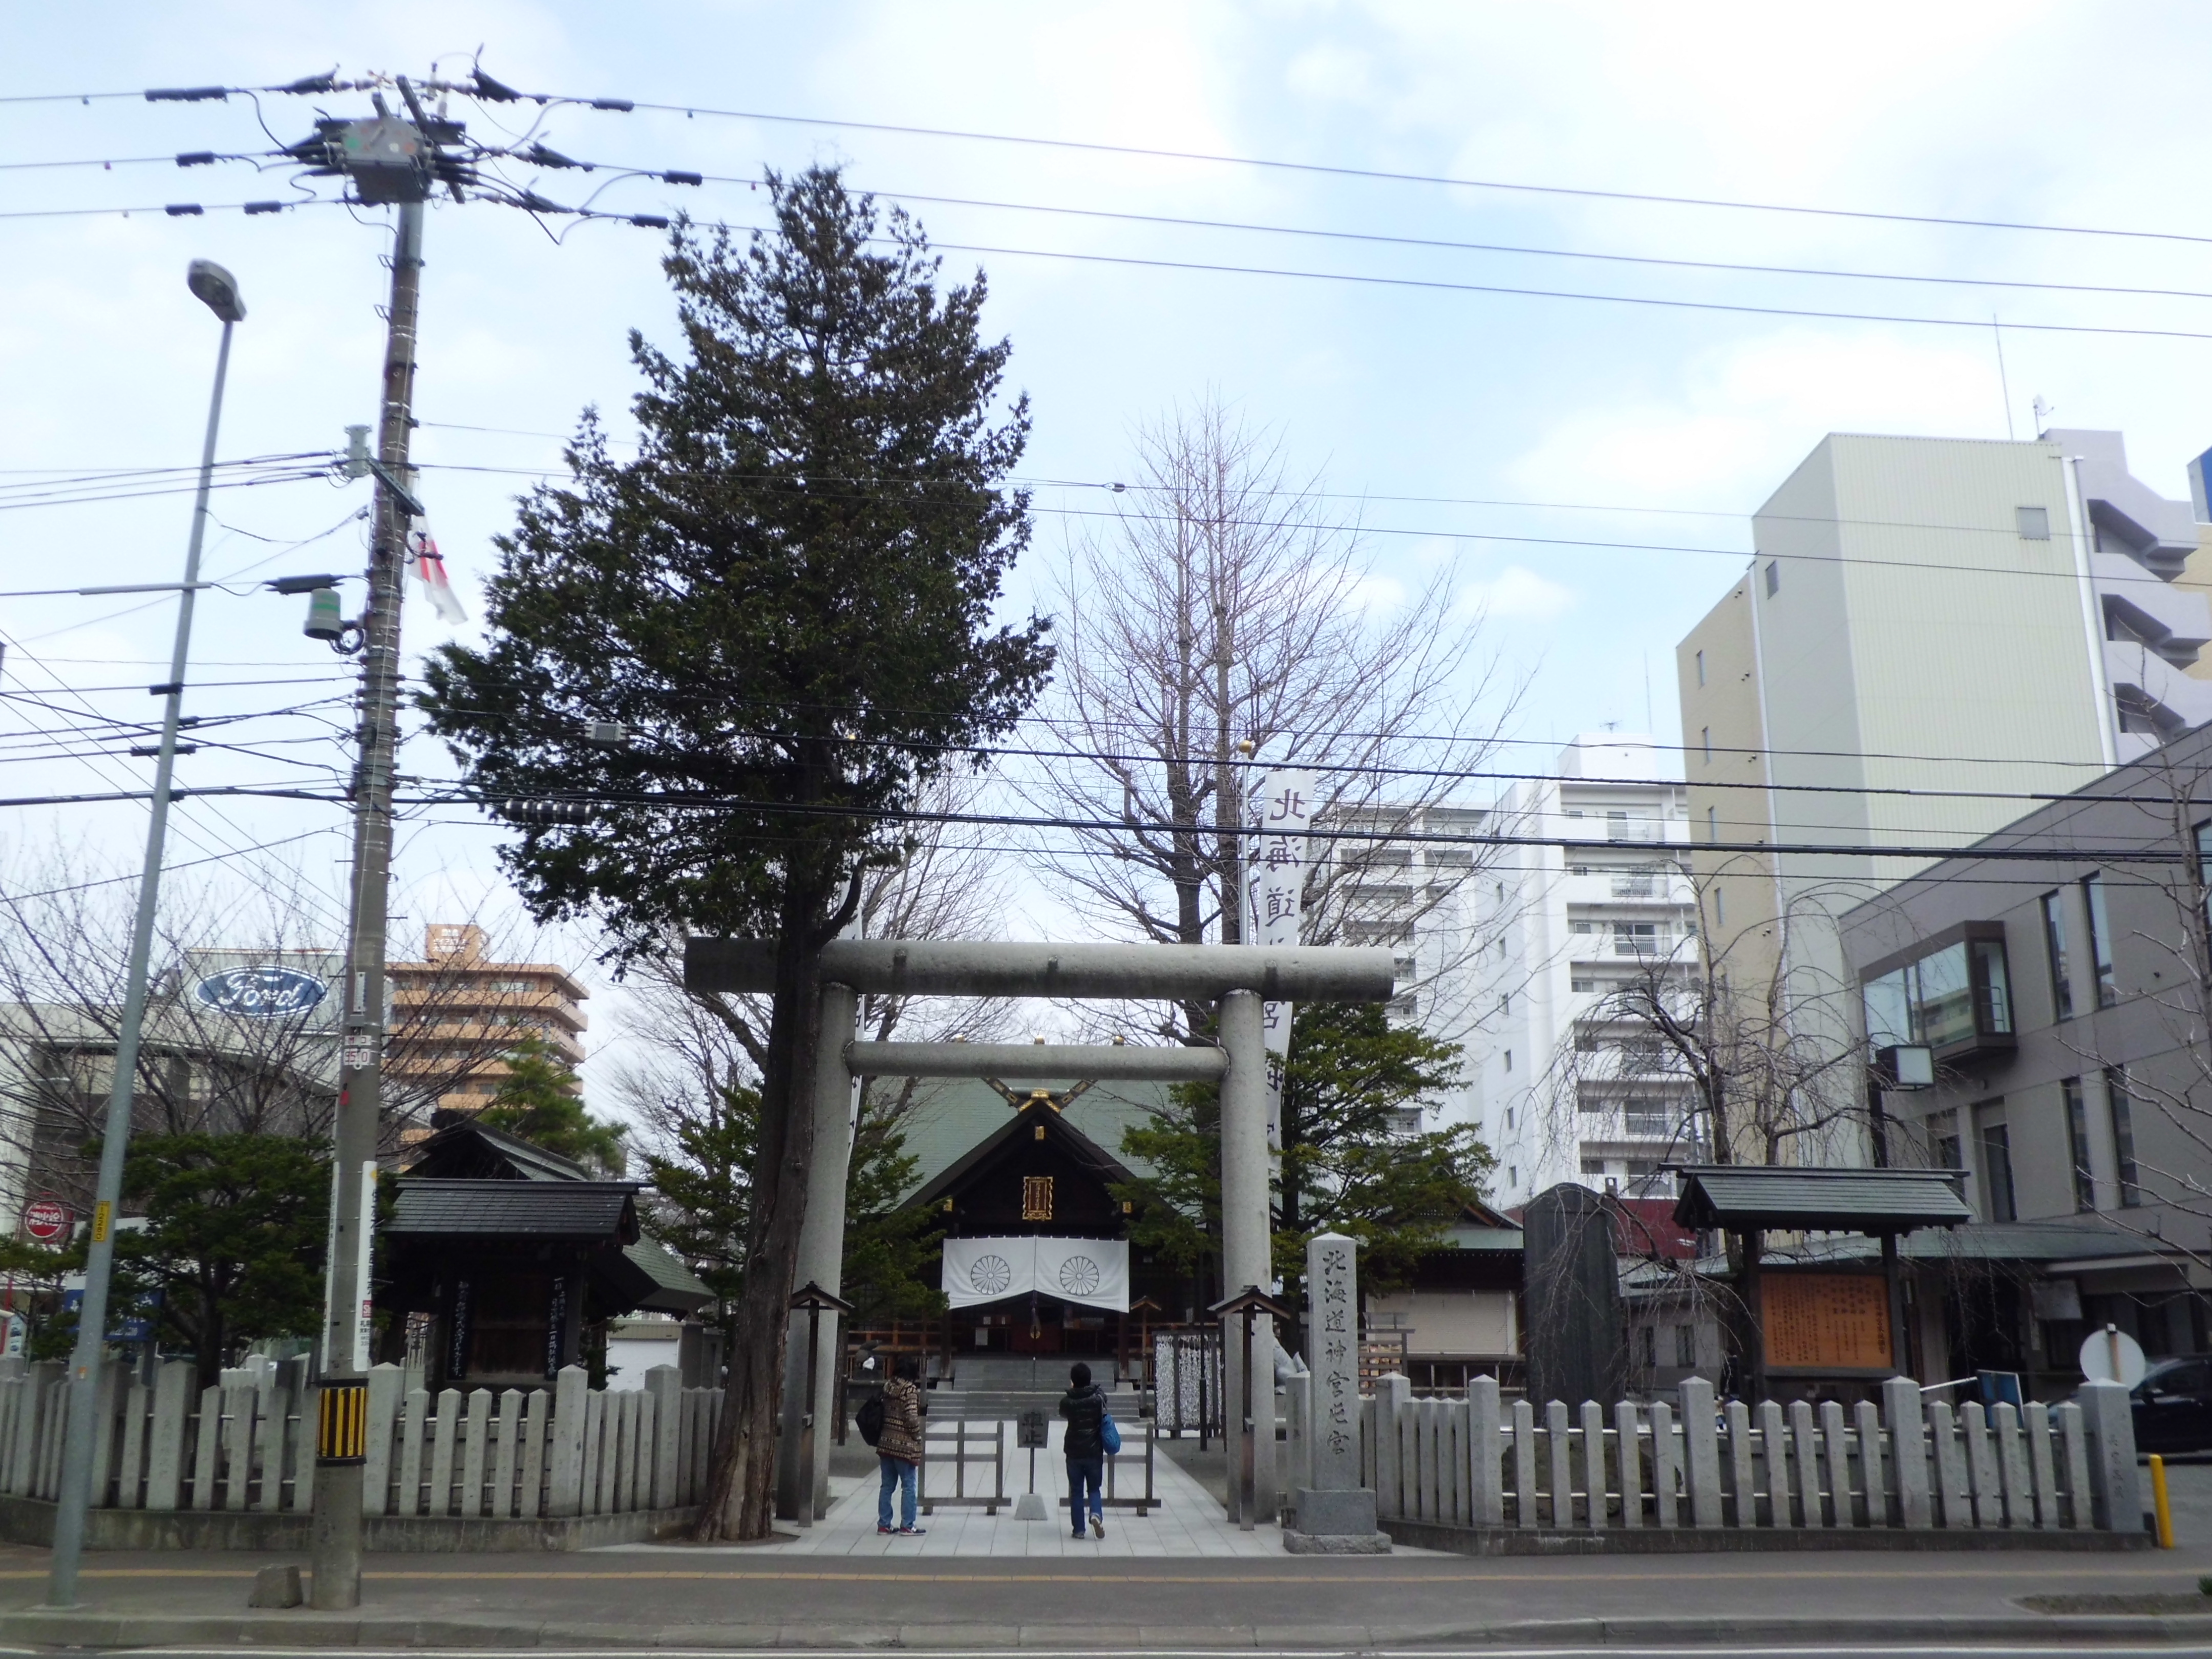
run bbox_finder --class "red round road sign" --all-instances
[22,1200,68,1243]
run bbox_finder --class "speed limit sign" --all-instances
[22,1199,68,1243]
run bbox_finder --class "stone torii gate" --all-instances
[685,938,1398,1527]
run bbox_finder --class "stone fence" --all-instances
[1288,1373,2144,1539]
[0,1358,721,1524]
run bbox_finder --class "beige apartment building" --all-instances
[1676,429,2212,1161]
[385,923,589,1117]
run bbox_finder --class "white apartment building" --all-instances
[1677,426,2212,1167]
[1447,734,1698,1210]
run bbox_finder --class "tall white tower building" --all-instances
[1461,734,1696,1209]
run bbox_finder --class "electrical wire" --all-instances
[541,163,2212,307]
[0,626,356,933]
[0,827,344,904]
[412,457,2179,588]
[0,198,337,222]
[474,88,2212,251]
[384,783,2205,865]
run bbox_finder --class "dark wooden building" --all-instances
[378,1115,709,1390]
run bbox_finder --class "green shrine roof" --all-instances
[891,1077,1173,1204]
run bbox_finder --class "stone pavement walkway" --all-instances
[614,1418,1313,1559]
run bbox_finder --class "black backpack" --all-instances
[856,1393,885,1447]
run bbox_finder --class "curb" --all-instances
[9,1610,2212,1649]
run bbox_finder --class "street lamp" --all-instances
[45,261,245,1609]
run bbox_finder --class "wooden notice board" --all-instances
[1761,1272,1892,1372]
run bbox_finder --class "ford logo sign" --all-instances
[193,967,329,1019]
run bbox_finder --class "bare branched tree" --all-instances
[0,837,560,1218]
[1535,883,1872,1396]
[1022,397,1519,1039]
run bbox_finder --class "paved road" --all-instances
[56,1646,2212,1657]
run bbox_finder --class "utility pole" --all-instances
[309,194,423,1612]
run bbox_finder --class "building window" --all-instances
[2016,505,2051,541]
[2063,1077,2095,1212]
[1862,927,2014,1057]
[1504,1050,1513,1072]
[1713,886,1726,929]
[1572,863,1590,876]
[1930,1108,1962,1173]
[1640,1325,1657,1368]
[1507,1165,1518,1186]
[2104,1066,2141,1206]
[1764,560,1780,597]
[1021,1176,1054,1221]
[2082,874,2118,1008]
[1500,993,1511,1017]
[1700,727,1711,762]
[2197,822,2212,956]
[2041,891,2073,1022]
[1695,649,1706,687]
[1579,1155,1606,1176]
[1675,1325,1697,1368]
[1707,805,1718,844]
[1979,1109,2016,1222]
[1505,1107,1515,1131]
[1571,977,1596,992]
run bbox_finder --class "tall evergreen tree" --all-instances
[418,168,1051,1538]
[478,1034,628,1174]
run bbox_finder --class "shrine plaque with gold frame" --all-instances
[1761,1271,1892,1373]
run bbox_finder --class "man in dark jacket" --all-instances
[1058,1361,1107,1539]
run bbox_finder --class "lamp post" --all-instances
[45,261,245,1609]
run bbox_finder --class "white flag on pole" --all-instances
[406,517,468,624]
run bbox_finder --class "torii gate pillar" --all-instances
[774,983,860,1525]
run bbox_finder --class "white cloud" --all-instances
[1458,565,1576,621]
[1508,330,2010,508]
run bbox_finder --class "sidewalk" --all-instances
[0,1448,2207,1648]
[738,1415,1295,1559]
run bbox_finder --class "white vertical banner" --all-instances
[1246,768,1315,1151]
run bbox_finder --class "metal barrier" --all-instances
[919,1417,1005,1516]
[1104,1412,1156,1515]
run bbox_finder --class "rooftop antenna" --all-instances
[1992,315,2015,441]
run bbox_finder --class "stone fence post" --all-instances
[547,1365,588,1518]
[2078,1379,2143,1533]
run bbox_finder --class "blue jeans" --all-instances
[1067,1456,1103,1533]
[878,1455,918,1529]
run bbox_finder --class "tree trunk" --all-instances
[695,881,830,1540]
[197,1278,224,1395]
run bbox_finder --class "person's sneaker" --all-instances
[896,1526,926,1536]
[877,1524,896,1535]
[1091,1514,1105,1539]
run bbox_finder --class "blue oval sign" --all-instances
[193,966,329,1019]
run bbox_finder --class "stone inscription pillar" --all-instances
[1286,1231,1386,1551]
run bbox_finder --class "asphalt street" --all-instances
[0,1458,2194,1652]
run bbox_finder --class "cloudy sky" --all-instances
[8,2,2212,1097]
